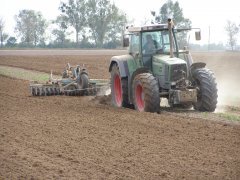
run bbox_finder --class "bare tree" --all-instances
[225,20,239,51]
[0,17,5,47]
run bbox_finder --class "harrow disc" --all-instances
[30,85,61,96]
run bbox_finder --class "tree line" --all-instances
[0,0,193,49]
[0,0,129,49]
[1,0,237,50]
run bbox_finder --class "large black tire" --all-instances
[110,64,129,107]
[77,73,89,96]
[192,68,218,112]
[133,73,160,113]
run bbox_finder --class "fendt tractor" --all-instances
[109,19,218,113]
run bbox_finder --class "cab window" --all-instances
[129,33,140,55]
[141,30,176,55]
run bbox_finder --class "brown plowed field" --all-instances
[0,50,240,179]
[0,54,112,79]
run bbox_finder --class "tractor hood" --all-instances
[152,55,188,82]
[152,55,187,66]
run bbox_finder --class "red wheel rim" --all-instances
[135,84,144,111]
[114,75,122,106]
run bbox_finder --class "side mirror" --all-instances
[195,31,201,41]
[123,36,129,47]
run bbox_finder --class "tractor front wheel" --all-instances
[133,73,160,113]
[192,68,218,112]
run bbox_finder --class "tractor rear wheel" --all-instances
[110,64,129,107]
[192,68,218,112]
[133,73,160,113]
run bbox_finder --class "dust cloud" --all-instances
[215,59,240,109]
[192,52,240,112]
[91,85,112,105]
[96,85,111,96]
[216,78,240,107]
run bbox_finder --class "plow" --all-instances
[30,63,109,96]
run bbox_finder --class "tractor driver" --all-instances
[142,34,157,54]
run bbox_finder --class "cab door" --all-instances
[127,33,142,75]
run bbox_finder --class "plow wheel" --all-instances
[31,87,36,96]
[77,73,89,96]
[36,88,40,96]
[65,85,77,96]
[133,73,160,113]
[46,88,51,96]
[110,64,129,107]
[54,87,60,95]
[41,88,46,96]
[31,87,41,96]
[49,88,54,95]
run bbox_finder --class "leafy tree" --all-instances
[155,0,191,48]
[225,20,239,51]
[15,10,47,47]
[59,0,87,45]
[51,15,72,45]
[86,0,127,48]
[79,34,94,48]
[105,10,127,48]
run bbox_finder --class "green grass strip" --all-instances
[0,66,52,82]
[217,113,240,122]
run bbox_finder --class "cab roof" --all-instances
[127,24,168,33]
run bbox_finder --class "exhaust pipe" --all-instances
[168,19,174,58]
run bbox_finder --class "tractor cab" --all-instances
[128,24,173,55]
[124,19,201,70]
[125,25,170,69]
[127,25,174,69]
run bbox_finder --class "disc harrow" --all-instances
[29,63,110,97]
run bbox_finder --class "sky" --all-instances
[0,0,239,45]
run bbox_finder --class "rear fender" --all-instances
[109,55,132,78]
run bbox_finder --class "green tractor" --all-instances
[109,19,218,113]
